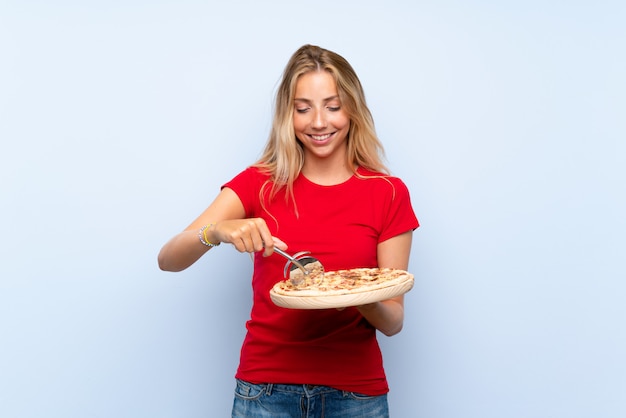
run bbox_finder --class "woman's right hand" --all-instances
[211,218,286,257]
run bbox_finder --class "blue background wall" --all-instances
[1,1,624,417]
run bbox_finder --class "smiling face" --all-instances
[293,70,351,165]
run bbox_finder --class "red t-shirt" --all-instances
[223,166,419,395]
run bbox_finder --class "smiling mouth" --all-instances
[310,133,333,141]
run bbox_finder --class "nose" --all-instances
[311,109,327,129]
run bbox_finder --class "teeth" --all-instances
[311,133,332,141]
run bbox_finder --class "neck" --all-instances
[301,158,354,186]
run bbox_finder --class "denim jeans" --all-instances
[232,379,389,418]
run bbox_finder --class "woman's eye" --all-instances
[327,106,340,112]
[295,108,310,113]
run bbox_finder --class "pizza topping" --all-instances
[272,267,412,297]
[288,260,324,286]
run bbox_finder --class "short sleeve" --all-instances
[221,167,268,218]
[378,177,419,243]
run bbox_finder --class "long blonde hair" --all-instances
[254,44,388,204]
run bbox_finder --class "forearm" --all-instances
[357,296,404,336]
[363,231,413,336]
[158,229,215,272]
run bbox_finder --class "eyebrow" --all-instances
[294,95,340,103]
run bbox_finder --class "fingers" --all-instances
[209,218,290,258]
[261,236,289,258]
[272,237,287,250]
[272,237,288,251]
[215,218,273,255]
[234,219,265,253]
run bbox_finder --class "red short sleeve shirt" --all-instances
[223,166,419,395]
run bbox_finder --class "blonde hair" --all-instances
[254,44,388,204]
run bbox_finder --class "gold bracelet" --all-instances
[198,224,220,247]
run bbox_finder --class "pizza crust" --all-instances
[272,267,413,297]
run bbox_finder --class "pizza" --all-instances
[271,266,413,298]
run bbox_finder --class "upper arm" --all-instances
[185,187,247,231]
[376,230,413,307]
[377,230,413,270]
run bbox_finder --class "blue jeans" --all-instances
[232,379,389,418]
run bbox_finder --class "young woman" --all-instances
[158,44,419,417]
